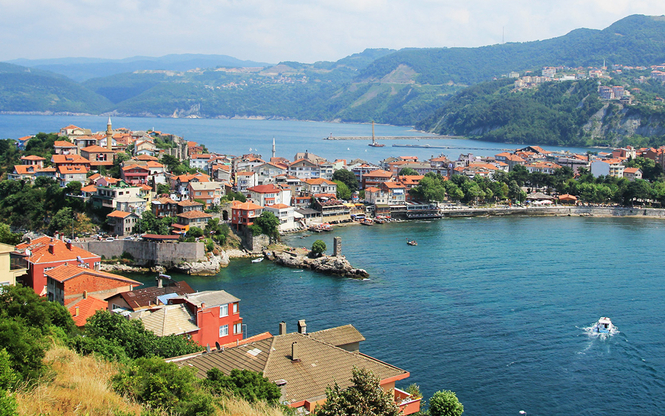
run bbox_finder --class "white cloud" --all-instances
[1,0,665,62]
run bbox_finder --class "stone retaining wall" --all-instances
[74,240,204,267]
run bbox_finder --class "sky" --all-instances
[2,0,665,64]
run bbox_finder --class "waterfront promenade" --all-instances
[437,205,665,218]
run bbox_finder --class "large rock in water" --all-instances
[270,251,369,279]
[172,253,228,276]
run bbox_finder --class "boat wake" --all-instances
[582,323,620,339]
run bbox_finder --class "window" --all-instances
[219,304,228,317]
[233,303,238,314]
[234,323,242,334]
[219,324,228,337]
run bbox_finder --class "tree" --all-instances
[0,224,20,245]
[157,183,171,195]
[410,175,446,202]
[315,367,400,416]
[255,211,280,242]
[332,169,359,193]
[48,207,74,235]
[311,240,326,256]
[428,390,464,416]
[205,368,281,405]
[334,180,352,200]
[398,167,418,176]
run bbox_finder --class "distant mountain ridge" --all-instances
[3,15,665,146]
[7,54,274,82]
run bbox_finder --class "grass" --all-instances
[15,344,288,416]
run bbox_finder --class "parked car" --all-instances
[106,237,115,241]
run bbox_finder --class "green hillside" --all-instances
[0,63,112,113]
[416,72,665,147]
[358,15,665,85]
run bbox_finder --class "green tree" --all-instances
[315,367,400,416]
[205,368,281,405]
[157,183,171,195]
[332,169,359,193]
[410,174,446,202]
[334,180,352,200]
[398,167,418,176]
[0,349,17,416]
[0,224,20,246]
[255,211,280,242]
[311,240,326,256]
[428,390,464,416]
[48,207,74,235]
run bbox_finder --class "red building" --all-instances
[231,200,263,229]
[169,290,243,347]
[121,165,150,185]
[16,237,101,296]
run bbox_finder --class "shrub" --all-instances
[120,251,135,260]
[311,240,326,256]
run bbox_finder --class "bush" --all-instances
[120,251,134,260]
[205,368,281,405]
[429,390,464,416]
[311,240,326,256]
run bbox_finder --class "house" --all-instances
[7,164,57,182]
[151,196,179,218]
[265,204,296,231]
[254,162,288,184]
[45,264,141,307]
[211,164,232,182]
[166,290,243,347]
[176,210,213,229]
[168,321,420,415]
[80,145,115,169]
[20,155,46,168]
[380,181,407,205]
[106,278,194,312]
[107,211,141,236]
[495,152,526,171]
[524,161,562,175]
[0,243,27,287]
[248,184,291,207]
[302,178,337,196]
[51,154,91,171]
[16,237,101,296]
[92,182,146,213]
[134,139,157,156]
[235,171,258,192]
[59,125,91,137]
[57,165,89,186]
[231,201,263,229]
[121,165,150,185]
[361,170,393,190]
[53,141,78,155]
[188,181,223,208]
[288,158,323,180]
[623,167,643,181]
[189,154,215,171]
[172,173,210,200]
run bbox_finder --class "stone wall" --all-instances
[74,240,204,267]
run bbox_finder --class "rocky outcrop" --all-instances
[171,253,227,276]
[267,250,369,279]
[100,263,157,274]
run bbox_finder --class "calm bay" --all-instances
[1,115,663,414]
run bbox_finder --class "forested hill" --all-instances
[358,15,665,85]
[0,63,112,114]
[415,74,665,148]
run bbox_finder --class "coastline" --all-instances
[435,205,665,219]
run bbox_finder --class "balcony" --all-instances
[394,388,421,415]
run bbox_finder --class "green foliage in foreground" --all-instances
[70,310,200,362]
[205,368,282,405]
[428,390,464,416]
[315,367,400,416]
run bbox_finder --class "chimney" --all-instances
[291,342,300,362]
[74,306,79,317]
[83,291,87,299]
[279,321,286,335]
[157,277,163,288]
[297,319,306,335]
[66,241,72,250]
[48,244,55,254]
[201,302,206,309]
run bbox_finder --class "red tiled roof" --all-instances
[68,296,108,327]
[177,211,213,219]
[18,237,100,264]
[266,204,291,209]
[107,210,134,219]
[364,169,393,178]
[81,145,114,153]
[58,165,89,174]
[231,201,263,211]
[20,155,46,161]
[248,184,281,194]
[45,264,141,285]
[136,154,159,161]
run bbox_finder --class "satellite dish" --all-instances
[77,256,83,263]
[25,249,31,256]
[215,341,221,350]
[206,344,211,353]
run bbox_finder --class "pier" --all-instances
[323,135,459,140]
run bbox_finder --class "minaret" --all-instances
[106,117,113,150]
[272,138,276,159]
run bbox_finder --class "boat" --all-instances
[251,257,264,263]
[591,317,613,334]
[406,239,418,246]
[360,218,374,226]
[368,121,385,147]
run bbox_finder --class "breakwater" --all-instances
[323,135,458,140]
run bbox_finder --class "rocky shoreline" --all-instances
[265,247,369,279]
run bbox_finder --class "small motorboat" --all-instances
[406,239,418,246]
[251,257,264,263]
[592,317,613,334]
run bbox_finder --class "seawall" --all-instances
[437,206,665,218]
[74,240,205,267]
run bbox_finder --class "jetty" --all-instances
[324,135,458,140]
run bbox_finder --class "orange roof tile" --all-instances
[45,264,141,285]
[81,185,97,193]
[68,296,108,327]
[177,211,213,219]
[81,145,115,153]
[266,204,291,209]
[231,201,264,211]
[18,237,100,265]
[20,155,46,161]
[58,165,89,174]
[107,210,134,219]
[364,169,393,178]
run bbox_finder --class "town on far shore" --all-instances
[1,117,664,413]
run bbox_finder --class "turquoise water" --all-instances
[128,217,665,415]
[0,114,592,163]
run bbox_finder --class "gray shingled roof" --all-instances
[177,290,240,308]
[308,324,366,347]
[130,304,199,336]
[173,329,408,405]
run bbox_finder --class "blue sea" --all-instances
[2,115,661,415]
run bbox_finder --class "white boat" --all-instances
[251,257,264,263]
[592,317,613,334]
